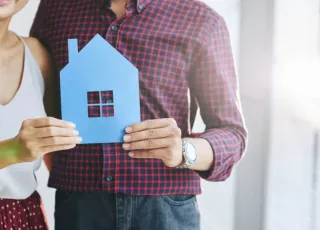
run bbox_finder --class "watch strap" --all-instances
[176,139,192,169]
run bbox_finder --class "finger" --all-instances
[124,126,177,142]
[40,136,82,147]
[128,149,161,159]
[123,137,172,150]
[23,117,75,129]
[39,144,77,154]
[35,127,79,138]
[126,118,177,133]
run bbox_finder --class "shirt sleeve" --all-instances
[188,16,248,182]
[29,0,48,42]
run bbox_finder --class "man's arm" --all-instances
[30,0,48,41]
[187,16,247,181]
[121,16,246,179]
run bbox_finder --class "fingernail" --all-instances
[128,152,134,157]
[125,127,132,133]
[123,143,130,149]
[77,137,82,143]
[123,135,131,141]
[69,123,76,128]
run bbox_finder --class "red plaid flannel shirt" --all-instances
[30,0,247,195]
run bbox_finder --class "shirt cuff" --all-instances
[193,128,243,181]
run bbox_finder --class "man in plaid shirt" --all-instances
[31,0,247,229]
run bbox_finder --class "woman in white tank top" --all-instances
[0,1,82,229]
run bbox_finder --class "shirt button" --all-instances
[111,25,118,31]
[106,175,113,181]
[138,4,144,10]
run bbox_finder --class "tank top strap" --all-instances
[15,34,45,98]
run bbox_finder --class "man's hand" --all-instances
[123,118,183,168]
[16,117,81,162]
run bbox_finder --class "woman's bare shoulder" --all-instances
[23,37,53,80]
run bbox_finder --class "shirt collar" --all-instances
[96,0,154,13]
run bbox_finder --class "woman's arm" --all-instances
[0,39,79,170]
[0,138,22,169]
[24,37,58,171]
[43,153,53,171]
[0,117,81,170]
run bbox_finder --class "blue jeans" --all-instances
[54,190,200,230]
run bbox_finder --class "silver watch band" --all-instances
[176,139,192,169]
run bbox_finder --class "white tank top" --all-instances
[0,36,46,199]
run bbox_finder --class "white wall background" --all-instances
[9,1,241,229]
[265,0,320,229]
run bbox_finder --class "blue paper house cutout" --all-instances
[60,34,141,144]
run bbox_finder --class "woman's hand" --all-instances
[16,117,81,162]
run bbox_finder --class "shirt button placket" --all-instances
[102,143,116,190]
[106,23,120,47]
[103,172,115,188]
[111,25,119,31]
[138,4,144,12]
[104,21,121,191]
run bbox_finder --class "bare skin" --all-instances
[0,0,81,169]
[110,0,127,19]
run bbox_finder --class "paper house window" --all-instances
[87,91,114,117]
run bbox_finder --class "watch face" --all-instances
[186,142,197,162]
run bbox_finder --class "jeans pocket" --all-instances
[162,194,196,206]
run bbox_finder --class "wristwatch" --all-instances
[176,139,197,169]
